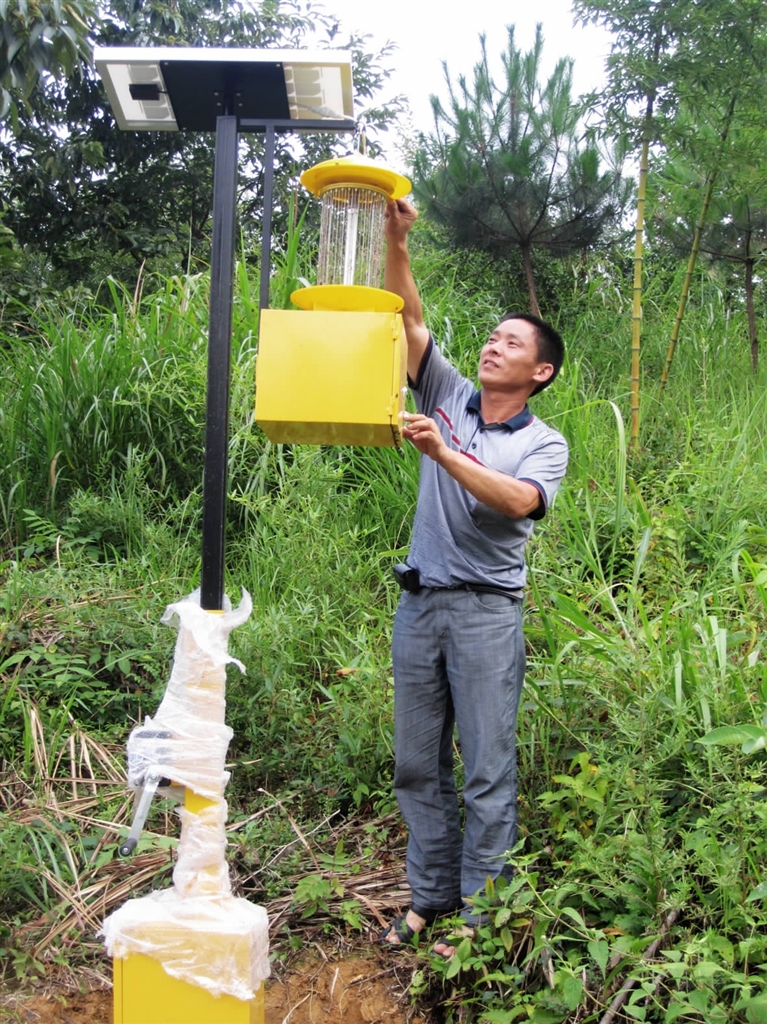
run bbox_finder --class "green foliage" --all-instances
[291,844,364,931]
[0,0,94,124]
[574,0,765,145]
[0,210,19,272]
[0,272,211,539]
[1,239,766,1019]
[223,441,398,807]
[574,0,765,436]
[646,9,767,379]
[0,0,405,295]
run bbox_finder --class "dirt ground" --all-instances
[0,949,427,1024]
[0,810,433,1023]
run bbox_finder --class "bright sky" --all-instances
[324,0,613,163]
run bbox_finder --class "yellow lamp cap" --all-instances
[300,154,411,200]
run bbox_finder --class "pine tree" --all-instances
[411,25,630,318]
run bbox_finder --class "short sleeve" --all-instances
[411,340,470,418]
[516,433,569,520]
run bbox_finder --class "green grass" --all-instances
[1,245,766,1020]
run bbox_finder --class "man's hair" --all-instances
[500,312,564,396]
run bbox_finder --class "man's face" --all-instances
[478,318,553,393]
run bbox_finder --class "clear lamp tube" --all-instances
[317,184,387,288]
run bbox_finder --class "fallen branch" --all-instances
[599,908,681,1024]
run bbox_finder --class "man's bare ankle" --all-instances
[433,924,474,959]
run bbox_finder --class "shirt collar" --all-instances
[467,391,533,431]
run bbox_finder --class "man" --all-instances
[380,198,568,955]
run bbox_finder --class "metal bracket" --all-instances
[118,771,163,857]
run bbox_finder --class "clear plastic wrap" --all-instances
[102,890,269,1000]
[173,799,231,898]
[125,588,252,799]
[102,589,270,1000]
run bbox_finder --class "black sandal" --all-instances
[379,913,419,947]
[432,925,475,959]
[379,904,461,949]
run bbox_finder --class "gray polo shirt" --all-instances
[407,339,568,592]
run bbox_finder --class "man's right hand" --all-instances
[385,198,418,244]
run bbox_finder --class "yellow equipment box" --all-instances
[113,952,264,1023]
[255,309,407,447]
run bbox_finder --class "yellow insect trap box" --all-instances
[256,153,410,447]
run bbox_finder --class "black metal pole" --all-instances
[201,113,238,610]
[259,123,276,311]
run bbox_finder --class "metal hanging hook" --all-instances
[356,118,368,156]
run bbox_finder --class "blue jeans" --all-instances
[392,587,525,923]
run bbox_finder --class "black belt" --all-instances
[428,583,522,601]
[393,564,521,600]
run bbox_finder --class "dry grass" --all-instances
[251,810,410,937]
[1,711,410,985]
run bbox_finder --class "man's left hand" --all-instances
[402,412,543,519]
[402,413,447,462]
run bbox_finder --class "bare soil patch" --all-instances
[264,951,425,1024]
[1,947,427,1024]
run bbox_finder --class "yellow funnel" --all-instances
[300,153,411,200]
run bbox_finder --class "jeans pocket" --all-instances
[468,590,515,613]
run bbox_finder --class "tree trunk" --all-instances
[630,94,654,450]
[659,171,716,391]
[521,243,541,318]
[660,95,737,390]
[745,256,758,372]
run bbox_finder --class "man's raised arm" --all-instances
[384,199,431,383]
